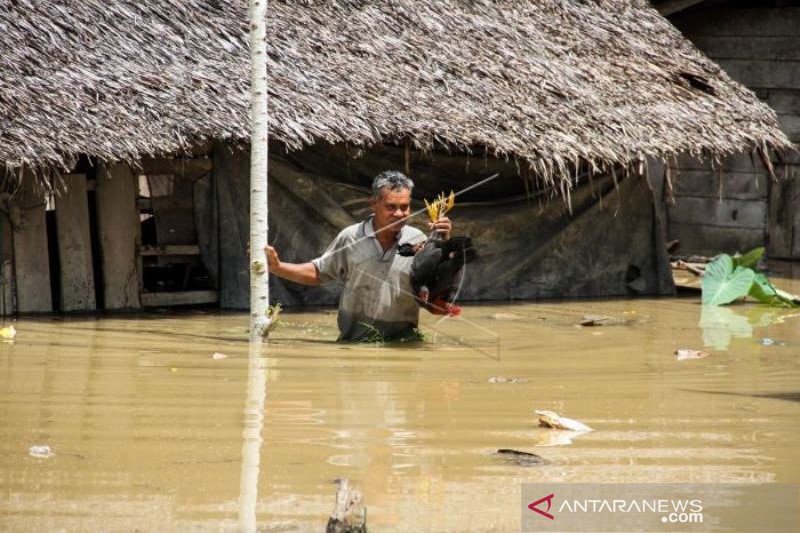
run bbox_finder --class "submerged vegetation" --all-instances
[701,248,800,307]
[356,323,428,344]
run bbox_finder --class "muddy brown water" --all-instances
[2,266,799,532]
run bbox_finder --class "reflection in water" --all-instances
[699,304,800,350]
[1,272,799,532]
[238,345,267,533]
[699,305,752,350]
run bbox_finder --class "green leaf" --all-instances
[733,247,764,269]
[774,287,800,307]
[701,255,755,305]
[748,272,777,304]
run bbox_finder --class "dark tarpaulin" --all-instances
[205,143,674,309]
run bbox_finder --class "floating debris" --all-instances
[211,352,229,360]
[29,445,54,459]
[759,337,786,347]
[536,410,593,432]
[0,324,16,341]
[488,376,528,384]
[495,448,545,467]
[579,315,626,327]
[489,312,525,320]
[532,430,591,447]
[675,349,709,361]
[326,478,367,533]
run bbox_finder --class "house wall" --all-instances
[668,4,800,258]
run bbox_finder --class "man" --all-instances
[265,170,451,341]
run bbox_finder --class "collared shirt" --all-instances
[312,216,426,341]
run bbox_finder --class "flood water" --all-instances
[2,264,799,532]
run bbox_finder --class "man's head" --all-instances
[370,170,414,235]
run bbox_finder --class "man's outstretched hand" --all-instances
[429,216,451,241]
[265,245,281,271]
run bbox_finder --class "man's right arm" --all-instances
[265,245,321,286]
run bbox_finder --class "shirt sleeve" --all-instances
[311,231,351,283]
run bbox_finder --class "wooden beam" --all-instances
[657,0,709,16]
[12,176,52,313]
[141,245,200,256]
[55,174,96,312]
[141,290,219,307]
[96,163,142,310]
[137,197,193,210]
[139,158,213,179]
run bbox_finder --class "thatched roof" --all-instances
[0,0,792,182]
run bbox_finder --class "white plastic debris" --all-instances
[675,349,709,361]
[211,352,229,360]
[29,445,54,458]
[535,410,593,432]
[0,324,16,341]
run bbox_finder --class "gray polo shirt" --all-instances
[312,216,426,341]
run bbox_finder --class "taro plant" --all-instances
[701,247,800,307]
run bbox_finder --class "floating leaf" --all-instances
[702,255,755,305]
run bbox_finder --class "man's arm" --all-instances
[265,245,321,286]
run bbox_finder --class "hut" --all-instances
[656,0,800,258]
[0,0,791,314]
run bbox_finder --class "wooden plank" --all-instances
[667,197,767,229]
[767,170,800,259]
[777,114,800,142]
[0,202,15,316]
[672,169,767,200]
[141,245,200,256]
[137,197,193,210]
[55,174,96,312]
[11,176,52,313]
[96,163,141,310]
[674,152,761,173]
[141,290,218,307]
[139,157,213,179]
[676,8,800,38]
[668,222,765,256]
[765,90,800,114]
[214,143,250,309]
[686,36,800,61]
[714,59,800,90]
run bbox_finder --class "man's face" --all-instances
[370,187,412,234]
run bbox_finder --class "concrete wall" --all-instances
[668,4,800,257]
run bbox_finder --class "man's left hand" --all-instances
[429,216,452,241]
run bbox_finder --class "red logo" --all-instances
[528,493,555,520]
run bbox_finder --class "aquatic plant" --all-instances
[701,248,799,307]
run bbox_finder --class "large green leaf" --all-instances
[733,247,765,269]
[701,255,755,305]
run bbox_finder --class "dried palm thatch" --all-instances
[0,0,792,188]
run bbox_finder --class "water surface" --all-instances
[1,266,799,531]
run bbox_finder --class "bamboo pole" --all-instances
[248,0,271,341]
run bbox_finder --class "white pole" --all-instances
[248,0,270,341]
[239,1,269,531]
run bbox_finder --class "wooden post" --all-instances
[0,195,14,316]
[55,174,96,311]
[214,144,250,309]
[326,479,367,533]
[12,174,52,313]
[95,163,141,310]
